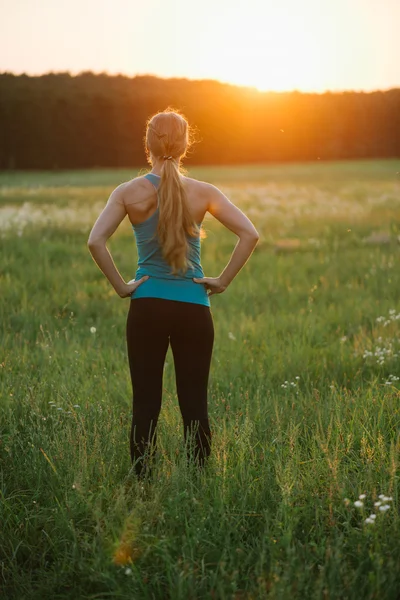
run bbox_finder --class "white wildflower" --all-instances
[90,326,97,334]
[354,500,364,508]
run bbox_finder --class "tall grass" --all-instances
[1,160,400,599]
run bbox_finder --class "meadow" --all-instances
[1,159,400,599]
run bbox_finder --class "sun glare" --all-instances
[190,0,339,92]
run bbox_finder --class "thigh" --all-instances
[126,299,170,396]
[169,303,214,416]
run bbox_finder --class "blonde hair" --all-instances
[144,108,200,275]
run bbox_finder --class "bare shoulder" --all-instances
[124,175,151,194]
[105,181,128,206]
[107,177,143,196]
[120,175,156,208]
[181,175,218,198]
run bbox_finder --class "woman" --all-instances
[87,108,259,480]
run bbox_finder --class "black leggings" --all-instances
[126,297,214,478]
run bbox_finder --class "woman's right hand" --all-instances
[193,276,227,296]
[118,276,149,298]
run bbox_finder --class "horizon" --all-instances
[2,0,399,94]
[1,69,399,96]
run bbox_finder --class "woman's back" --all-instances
[123,173,209,228]
[126,173,211,306]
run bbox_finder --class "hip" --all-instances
[127,297,214,339]
[130,276,210,307]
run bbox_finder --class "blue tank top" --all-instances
[130,173,210,307]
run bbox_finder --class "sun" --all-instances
[195,0,332,92]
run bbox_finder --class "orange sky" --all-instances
[1,0,399,92]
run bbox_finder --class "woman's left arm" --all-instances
[87,183,134,298]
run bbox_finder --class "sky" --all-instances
[1,0,399,93]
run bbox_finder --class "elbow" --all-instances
[239,224,260,246]
[243,230,260,244]
[87,238,105,251]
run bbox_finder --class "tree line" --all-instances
[0,71,399,169]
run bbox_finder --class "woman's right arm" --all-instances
[193,183,259,295]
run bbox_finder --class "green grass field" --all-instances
[1,159,400,599]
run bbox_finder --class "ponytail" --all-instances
[157,157,200,275]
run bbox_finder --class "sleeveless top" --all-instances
[130,173,210,307]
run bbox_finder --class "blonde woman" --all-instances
[88,108,259,480]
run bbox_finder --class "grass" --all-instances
[1,159,400,599]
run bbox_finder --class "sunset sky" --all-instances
[1,0,399,92]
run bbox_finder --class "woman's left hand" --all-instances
[193,276,227,296]
[118,276,150,298]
